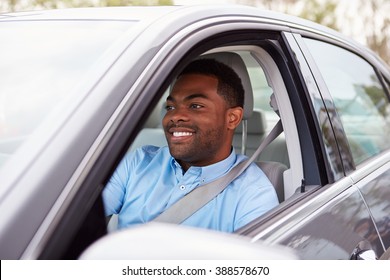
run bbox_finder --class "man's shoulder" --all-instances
[234,154,262,173]
[234,154,271,184]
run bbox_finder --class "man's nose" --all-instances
[169,107,190,123]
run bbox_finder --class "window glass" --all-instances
[385,77,390,93]
[0,20,133,168]
[237,51,289,167]
[239,51,279,128]
[304,38,390,165]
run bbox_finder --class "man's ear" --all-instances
[227,107,243,130]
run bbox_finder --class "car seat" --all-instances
[201,52,286,202]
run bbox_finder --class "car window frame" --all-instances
[34,24,333,259]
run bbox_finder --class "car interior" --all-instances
[138,48,302,192]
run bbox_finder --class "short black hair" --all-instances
[178,58,244,108]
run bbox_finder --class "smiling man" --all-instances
[102,59,279,233]
[163,68,242,171]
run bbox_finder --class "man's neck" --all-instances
[176,147,234,174]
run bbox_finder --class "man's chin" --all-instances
[168,148,194,162]
[169,151,190,161]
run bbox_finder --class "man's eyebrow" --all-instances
[185,93,209,101]
[166,93,209,102]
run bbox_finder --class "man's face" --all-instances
[162,74,241,170]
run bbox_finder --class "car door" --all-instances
[238,31,384,260]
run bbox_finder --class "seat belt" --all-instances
[153,119,283,224]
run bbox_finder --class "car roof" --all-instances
[1,4,387,75]
[0,5,371,50]
[0,4,347,37]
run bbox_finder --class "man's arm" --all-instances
[233,165,279,231]
[102,156,132,216]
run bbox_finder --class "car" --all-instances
[0,4,390,260]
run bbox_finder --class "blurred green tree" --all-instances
[299,0,338,30]
[239,0,338,29]
[237,0,390,65]
[357,0,390,65]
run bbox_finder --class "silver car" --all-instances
[1,5,390,260]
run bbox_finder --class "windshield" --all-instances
[0,20,133,168]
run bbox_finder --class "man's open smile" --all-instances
[173,131,193,137]
[167,127,196,142]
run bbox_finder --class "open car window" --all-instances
[105,45,303,233]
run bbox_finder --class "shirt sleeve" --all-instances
[233,164,279,231]
[102,155,132,216]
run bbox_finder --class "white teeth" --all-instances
[173,131,193,137]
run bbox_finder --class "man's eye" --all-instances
[190,104,203,109]
[165,105,174,111]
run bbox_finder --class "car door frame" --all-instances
[292,31,390,258]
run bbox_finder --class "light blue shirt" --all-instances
[103,146,279,233]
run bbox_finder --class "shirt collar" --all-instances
[171,148,237,185]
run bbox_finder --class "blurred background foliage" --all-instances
[237,0,390,64]
[1,0,389,64]
[1,0,173,10]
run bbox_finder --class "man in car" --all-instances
[102,59,279,233]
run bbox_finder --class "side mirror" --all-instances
[79,222,298,259]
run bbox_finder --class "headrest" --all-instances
[235,109,267,134]
[199,52,254,120]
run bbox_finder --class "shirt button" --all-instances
[179,185,186,190]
